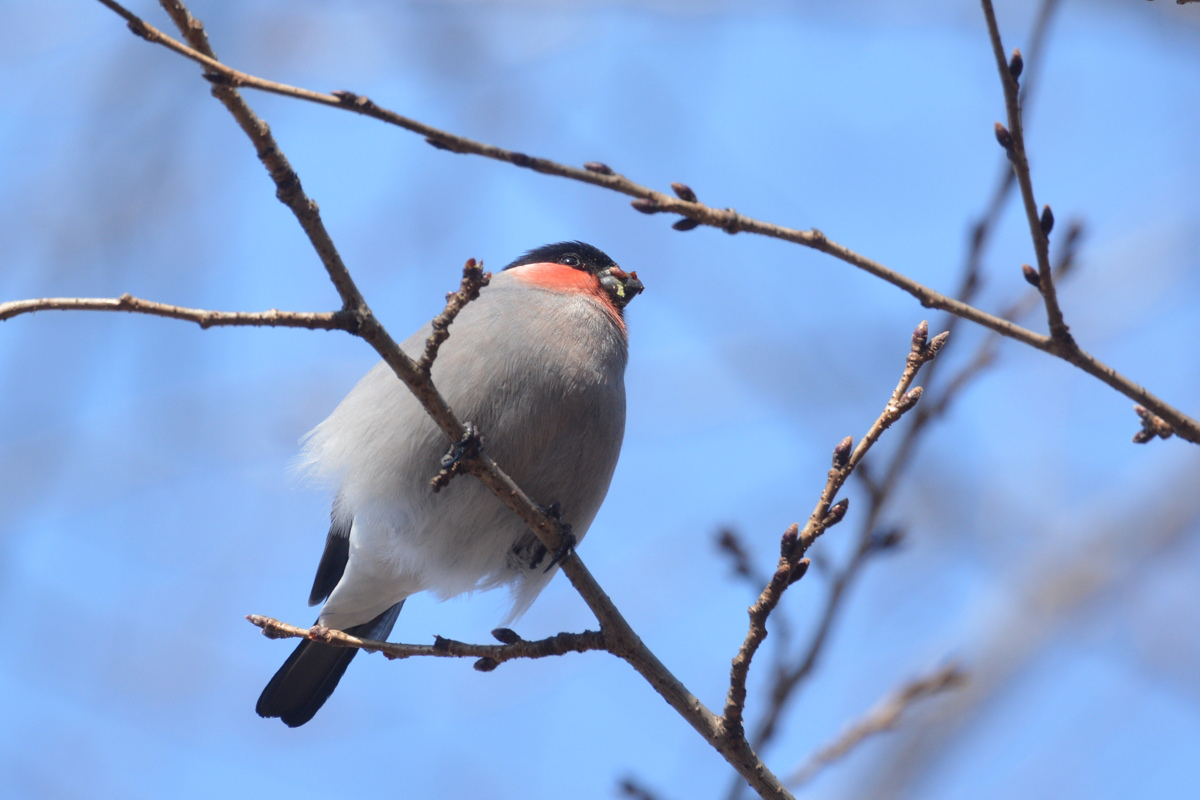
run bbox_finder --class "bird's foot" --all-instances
[430,422,482,492]
[536,501,577,573]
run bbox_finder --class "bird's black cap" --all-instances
[504,241,618,275]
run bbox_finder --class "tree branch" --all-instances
[722,322,949,737]
[247,615,607,671]
[982,0,1070,345]
[85,0,1199,445]
[0,294,342,330]
[786,662,967,788]
[724,7,1073,795]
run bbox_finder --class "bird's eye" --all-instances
[559,254,581,267]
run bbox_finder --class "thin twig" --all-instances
[0,295,342,329]
[725,226,1079,800]
[722,322,949,737]
[87,0,1200,445]
[786,663,967,788]
[981,0,1070,346]
[246,615,607,671]
[722,11,1072,791]
[417,258,491,376]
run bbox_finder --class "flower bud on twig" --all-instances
[491,628,521,644]
[928,331,950,354]
[787,558,811,586]
[671,182,697,202]
[1040,204,1055,237]
[833,436,853,469]
[994,122,1014,153]
[1008,48,1024,82]
[780,523,800,558]
[823,498,849,528]
[895,386,923,414]
[1022,264,1042,289]
[912,319,929,349]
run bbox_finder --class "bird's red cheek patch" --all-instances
[511,262,600,294]
[510,262,625,331]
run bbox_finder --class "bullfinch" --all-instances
[256,242,643,726]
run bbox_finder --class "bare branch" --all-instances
[724,10,1082,797]
[0,294,342,330]
[246,615,607,671]
[84,0,1200,445]
[722,322,948,737]
[417,258,491,376]
[786,663,967,788]
[981,0,1071,346]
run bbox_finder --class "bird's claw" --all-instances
[430,423,482,492]
[536,501,576,573]
[544,527,576,573]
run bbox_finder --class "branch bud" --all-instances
[786,558,811,586]
[630,198,662,214]
[1040,204,1055,237]
[928,330,950,354]
[823,498,849,528]
[895,386,923,414]
[672,217,701,231]
[911,319,929,349]
[994,122,1014,153]
[833,436,853,469]
[1008,48,1024,82]
[1022,263,1042,289]
[671,182,698,202]
[584,161,614,175]
[780,523,800,558]
[1132,404,1174,443]
[491,628,521,644]
[473,657,499,672]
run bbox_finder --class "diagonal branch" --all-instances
[786,662,967,788]
[723,322,949,737]
[418,259,491,376]
[89,0,1199,445]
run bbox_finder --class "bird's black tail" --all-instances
[256,601,404,727]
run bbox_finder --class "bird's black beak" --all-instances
[598,267,644,309]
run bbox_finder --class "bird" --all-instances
[256,241,643,727]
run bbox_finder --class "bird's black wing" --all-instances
[308,512,351,607]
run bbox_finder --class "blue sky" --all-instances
[2,1,1199,798]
